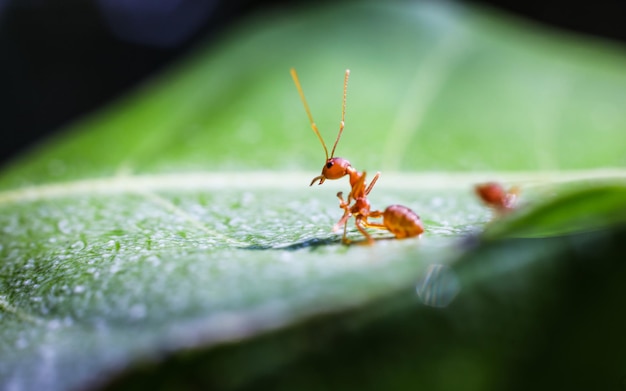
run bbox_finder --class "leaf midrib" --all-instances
[1,169,625,205]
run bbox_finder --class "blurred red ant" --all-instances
[290,68,424,244]
[475,182,519,214]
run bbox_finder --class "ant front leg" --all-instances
[336,191,350,209]
[332,191,352,243]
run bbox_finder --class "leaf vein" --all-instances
[382,32,468,170]
[0,296,44,324]
[137,190,248,247]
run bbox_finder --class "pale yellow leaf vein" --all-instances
[0,170,625,205]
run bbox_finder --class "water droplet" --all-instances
[110,260,122,274]
[416,264,460,308]
[73,285,85,294]
[15,336,28,349]
[63,316,74,326]
[146,255,161,267]
[129,304,147,320]
[57,219,71,235]
[47,319,62,330]
[430,196,444,207]
[71,240,86,251]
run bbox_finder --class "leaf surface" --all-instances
[1,2,626,390]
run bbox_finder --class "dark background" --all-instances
[1,0,625,168]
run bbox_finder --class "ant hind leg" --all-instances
[364,172,381,196]
[361,213,392,239]
[355,217,375,245]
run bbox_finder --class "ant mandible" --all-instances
[290,68,424,244]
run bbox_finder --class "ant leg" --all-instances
[355,217,375,244]
[342,218,351,244]
[362,221,388,230]
[332,208,352,244]
[333,191,353,243]
[336,191,349,208]
[504,186,521,210]
[361,212,389,231]
[365,172,381,196]
[333,212,352,244]
[348,172,368,203]
[368,210,383,218]
[332,211,351,233]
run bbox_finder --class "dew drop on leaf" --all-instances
[416,264,460,308]
[70,241,86,251]
[57,219,71,235]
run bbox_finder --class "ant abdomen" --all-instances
[383,205,424,239]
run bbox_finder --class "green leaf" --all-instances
[1,2,626,391]
[484,182,626,239]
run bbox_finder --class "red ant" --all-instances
[475,182,519,214]
[290,68,424,244]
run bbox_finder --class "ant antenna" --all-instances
[291,68,351,160]
[330,69,350,159]
[290,68,329,161]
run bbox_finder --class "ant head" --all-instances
[310,157,352,186]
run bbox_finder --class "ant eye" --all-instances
[326,162,333,169]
